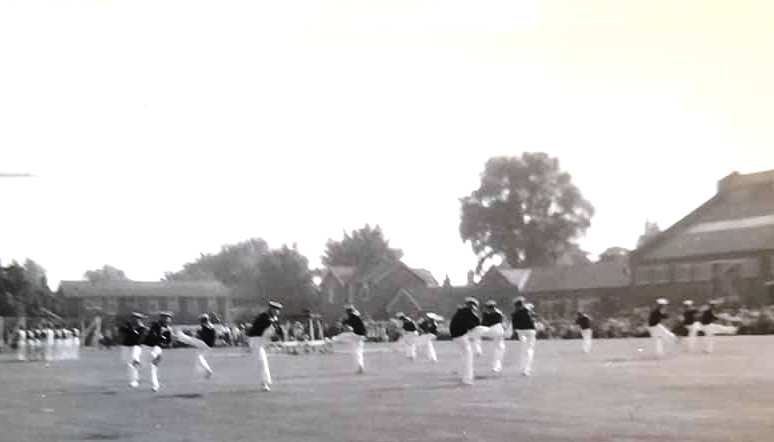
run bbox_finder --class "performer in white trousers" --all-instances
[575,312,593,354]
[119,312,148,388]
[470,300,506,373]
[648,298,678,358]
[194,314,216,378]
[682,300,700,352]
[72,328,81,360]
[15,327,27,361]
[394,313,419,360]
[700,301,737,353]
[449,298,481,385]
[512,297,538,376]
[143,312,175,392]
[44,325,55,362]
[247,301,284,392]
[332,305,367,373]
[417,312,442,363]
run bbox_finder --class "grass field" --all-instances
[2,336,774,442]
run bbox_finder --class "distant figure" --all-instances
[72,328,80,360]
[512,297,538,376]
[682,300,700,352]
[394,313,419,361]
[449,297,481,385]
[247,301,284,392]
[700,300,735,354]
[119,313,148,389]
[331,305,367,374]
[575,312,593,354]
[143,312,174,392]
[417,312,441,363]
[15,327,26,361]
[648,298,678,358]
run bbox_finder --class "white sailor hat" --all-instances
[159,311,174,318]
[426,312,444,321]
[513,296,526,305]
[131,312,146,319]
[344,305,359,314]
[683,300,693,306]
[464,297,479,306]
[656,298,669,305]
[394,312,406,318]
[708,299,720,305]
[200,313,210,320]
[525,303,535,310]
[485,300,497,307]
[268,301,284,310]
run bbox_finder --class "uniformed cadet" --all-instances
[449,297,481,385]
[119,312,147,388]
[471,300,507,373]
[44,325,55,362]
[700,301,720,354]
[247,301,283,392]
[512,297,538,376]
[195,314,216,379]
[395,313,420,361]
[648,298,678,358]
[15,327,27,361]
[143,312,175,392]
[417,312,441,363]
[682,300,700,352]
[332,305,367,374]
[72,328,81,360]
[28,329,39,361]
[575,312,593,354]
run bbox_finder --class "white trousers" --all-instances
[122,345,143,385]
[581,329,593,354]
[16,341,26,361]
[149,346,163,390]
[516,329,537,375]
[396,331,419,360]
[648,324,677,357]
[701,323,738,353]
[453,335,474,384]
[249,337,272,387]
[332,332,365,371]
[414,333,438,362]
[471,324,506,371]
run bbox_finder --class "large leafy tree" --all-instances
[84,265,129,283]
[460,153,594,273]
[256,244,316,314]
[164,238,269,290]
[0,259,55,317]
[322,225,403,270]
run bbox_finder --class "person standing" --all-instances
[119,313,147,388]
[682,300,700,352]
[512,297,538,376]
[143,312,174,392]
[648,298,678,358]
[417,312,441,363]
[575,312,593,354]
[332,305,367,374]
[449,298,481,385]
[701,300,720,354]
[247,301,283,392]
[394,313,419,361]
[14,326,27,361]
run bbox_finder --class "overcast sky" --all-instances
[2,1,773,288]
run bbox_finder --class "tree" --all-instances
[322,225,403,270]
[256,244,317,314]
[598,247,630,263]
[84,265,129,283]
[0,259,55,317]
[555,243,592,266]
[459,153,594,273]
[164,238,269,288]
[637,221,661,248]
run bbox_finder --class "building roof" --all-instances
[491,268,532,290]
[408,268,439,287]
[522,262,629,293]
[59,280,231,299]
[325,266,356,285]
[636,169,774,261]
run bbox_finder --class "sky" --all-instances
[2,1,774,288]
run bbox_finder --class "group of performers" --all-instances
[12,325,80,362]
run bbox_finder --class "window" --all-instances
[635,267,651,285]
[178,297,189,315]
[675,263,692,282]
[693,262,712,281]
[652,265,669,284]
[198,298,209,314]
[158,297,169,312]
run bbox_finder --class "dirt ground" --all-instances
[2,336,774,442]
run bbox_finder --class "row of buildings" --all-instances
[58,169,774,327]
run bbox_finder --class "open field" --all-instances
[2,336,774,442]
